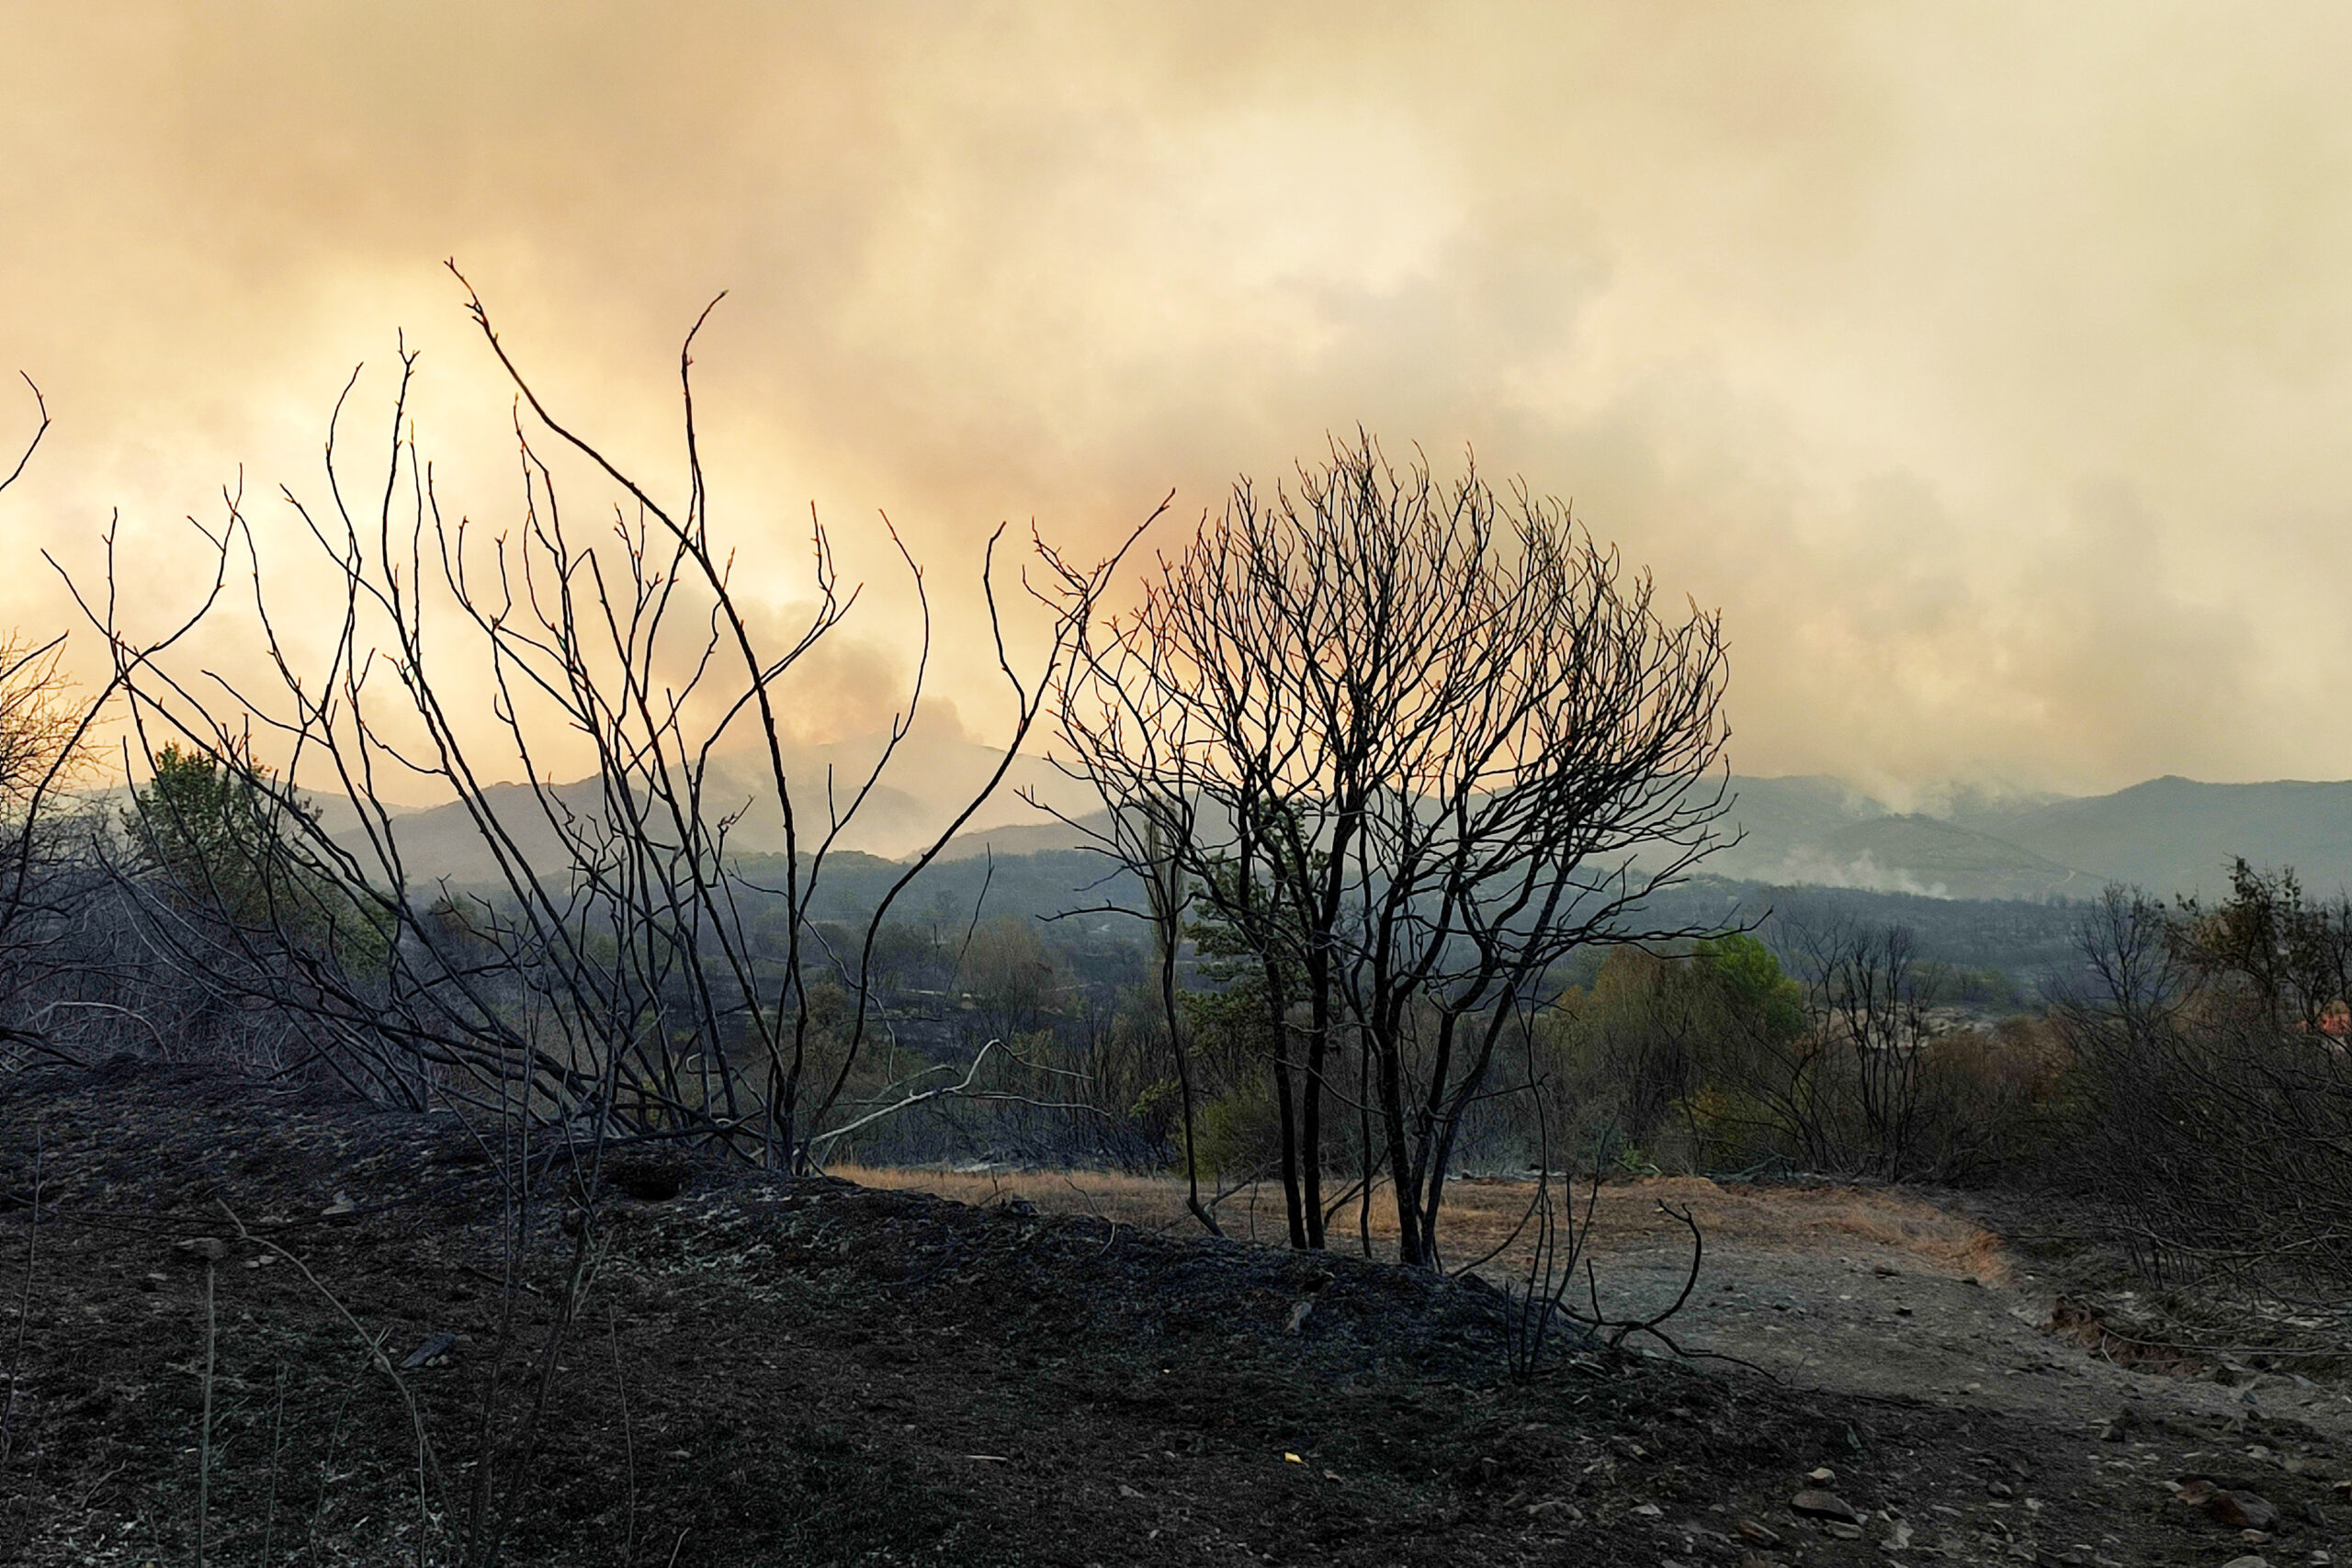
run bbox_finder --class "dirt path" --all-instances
[1565,1220,2352,1444]
[853,1163,2352,1443]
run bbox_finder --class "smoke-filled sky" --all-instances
[4,3,2351,804]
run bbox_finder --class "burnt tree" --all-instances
[1056,434,1730,1265]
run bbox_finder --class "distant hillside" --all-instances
[1706,773,2352,901]
[1966,775,2352,898]
[306,758,2352,908]
[1702,777,2100,902]
[1805,816,2098,902]
[1713,773,1886,850]
[933,814,1103,863]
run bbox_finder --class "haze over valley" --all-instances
[7,10,2352,1565]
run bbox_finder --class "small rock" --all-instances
[322,1192,358,1220]
[1791,1489,1860,1523]
[2207,1491,2280,1531]
[1284,1301,1312,1335]
[1117,1483,1144,1499]
[1808,1466,1837,1483]
[137,1272,165,1292]
[1735,1517,1781,1547]
[172,1237,228,1264]
[1872,1264,1899,1277]
[2220,1558,2269,1568]
[1822,1521,1863,1540]
[1631,1502,1664,1518]
[1986,1479,2015,1498]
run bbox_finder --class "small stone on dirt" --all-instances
[1808,1466,1837,1482]
[1791,1489,1860,1523]
[172,1236,228,1263]
[2205,1490,2280,1531]
[1631,1502,1663,1518]
[1986,1479,2014,1497]
[1822,1520,1863,1540]
[1735,1517,1781,1547]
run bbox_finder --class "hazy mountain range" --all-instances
[942,772,2352,905]
[1702,773,2352,902]
[277,753,2352,906]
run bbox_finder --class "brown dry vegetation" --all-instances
[831,1165,2013,1287]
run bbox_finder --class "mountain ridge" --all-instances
[274,760,2352,905]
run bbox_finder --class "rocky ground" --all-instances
[1,1056,2346,1565]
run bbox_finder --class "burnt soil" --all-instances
[0,1057,2345,1565]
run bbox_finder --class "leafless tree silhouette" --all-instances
[0,376,141,1071]
[60,271,1144,1167]
[1053,434,1731,1265]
